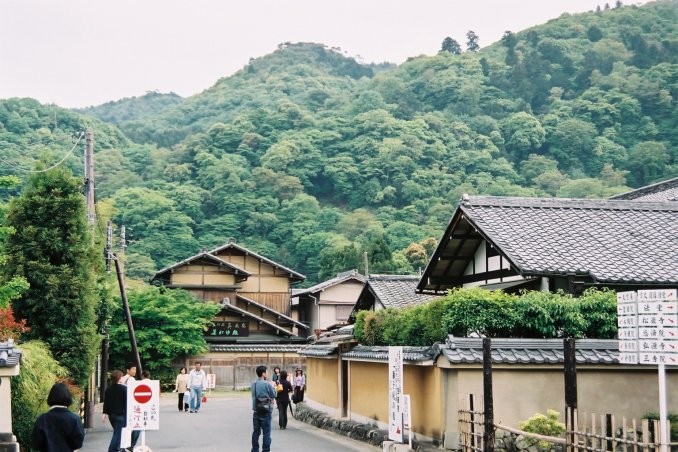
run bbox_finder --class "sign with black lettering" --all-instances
[208,321,249,337]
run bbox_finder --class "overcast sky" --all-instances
[0,0,647,108]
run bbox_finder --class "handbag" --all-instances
[254,382,270,415]
[276,383,283,392]
[202,395,207,403]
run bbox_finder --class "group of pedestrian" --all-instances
[173,362,208,413]
[251,366,306,452]
[30,361,305,452]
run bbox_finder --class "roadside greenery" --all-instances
[2,168,101,386]
[353,288,617,346]
[10,341,71,451]
[107,286,220,384]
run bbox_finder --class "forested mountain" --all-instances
[76,91,183,126]
[1,1,677,285]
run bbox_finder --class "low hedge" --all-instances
[354,288,616,346]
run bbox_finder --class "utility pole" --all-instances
[100,221,113,402]
[103,224,143,377]
[120,225,126,275]
[363,251,369,277]
[84,130,95,232]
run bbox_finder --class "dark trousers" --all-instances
[251,412,272,452]
[131,429,140,447]
[107,414,125,452]
[277,398,289,428]
[293,386,304,403]
[178,392,184,411]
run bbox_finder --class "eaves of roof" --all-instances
[152,252,251,281]
[236,295,308,330]
[441,337,620,365]
[210,242,305,281]
[221,303,296,337]
[209,344,304,353]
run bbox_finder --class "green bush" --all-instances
[353,288,617,345]
[519,409,566,449]
[642,412,678,442]
[11,341,71,451]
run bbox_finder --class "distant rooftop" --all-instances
[610,177,678,202]
[362,274,440,309]
[293,270,366,298]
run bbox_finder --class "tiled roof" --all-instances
[367,275,441,309]
[610,177,678,202]
[152,251,251,281]
[210,241,305,282]
[298,344,339,357]
[0,342,21,368]
[221,301,296,337]
[236,295,308,330]
[294,270,366,298]
[441,337,619,365]
[341,345,438,363]
[209,344,304,353]
[457,196,677,285]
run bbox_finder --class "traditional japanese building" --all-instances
[291,270,366,333]
[351,274,440,317]
[417,194,678,295]
[152,239,309,387]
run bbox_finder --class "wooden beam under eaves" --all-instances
[427,268,518,286]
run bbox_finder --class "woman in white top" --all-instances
[293,369,306,404]
[174,367,190,412]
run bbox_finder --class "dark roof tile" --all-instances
[457,196,678,285]
[441,337,622,365]
[368,275,440,309]
[610,177,678,202]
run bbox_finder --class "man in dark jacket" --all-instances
[251,365,276,452]
[102,370,127,452]
[32,383,85,452]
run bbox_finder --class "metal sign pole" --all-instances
[658,362,668,452]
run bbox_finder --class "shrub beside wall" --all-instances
[11,341,70,450]
[354,288,617,346]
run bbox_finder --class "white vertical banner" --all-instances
[403,394,412,449]
[388,346,404,443]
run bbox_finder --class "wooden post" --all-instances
[470,394,476,451]
[564,338,578,452]
[483,338,494,452]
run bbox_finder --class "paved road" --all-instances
[82,393,378,451]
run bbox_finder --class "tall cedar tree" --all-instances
[466,30,480,51]
[440,37,462,54]
[3,168,99,386]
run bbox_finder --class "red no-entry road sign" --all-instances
[133,384,153,404]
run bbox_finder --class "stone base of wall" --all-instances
[293,403,438,450]
[294,402,388,446]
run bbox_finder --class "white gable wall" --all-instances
[463,240,523,288]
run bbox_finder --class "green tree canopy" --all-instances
[108,287,220,378]
[3,168,100,386]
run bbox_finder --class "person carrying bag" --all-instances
[251,366,276,452]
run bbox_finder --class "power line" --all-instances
[0,132,84,174]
